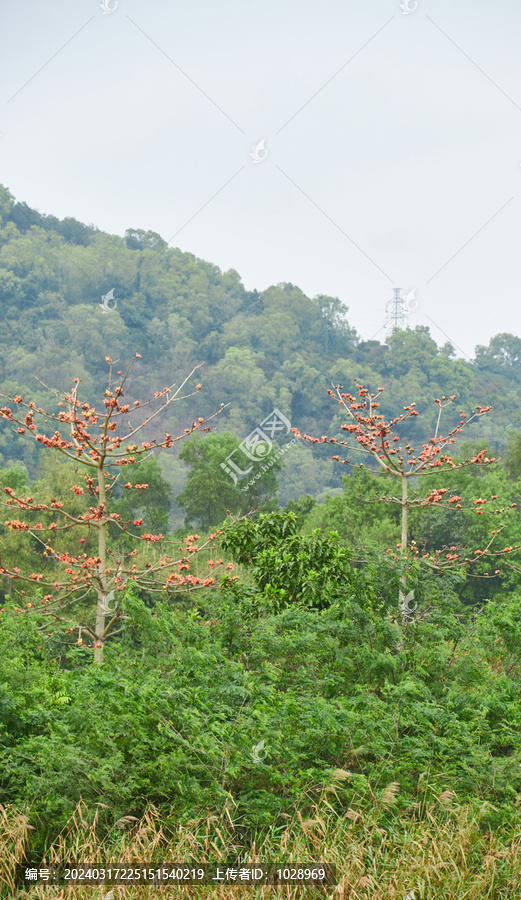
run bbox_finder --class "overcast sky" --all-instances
[1,0,520,360]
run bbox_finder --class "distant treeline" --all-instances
[1,183,520,507]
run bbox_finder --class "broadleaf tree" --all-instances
[176,431,283,530]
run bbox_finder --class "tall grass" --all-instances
[3,784,521,899]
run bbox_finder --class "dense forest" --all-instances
[2,186,521,897]
[2,182,521,515]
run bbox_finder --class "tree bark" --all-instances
[399,473,408,603]
[94,463,107,665]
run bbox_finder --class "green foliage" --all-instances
[3,184,521,893]
[3,183,518,505]
[2,517,521,860]
[506,413,521,480]
[0,185,14,228]
[110,455,173,541]
[176,432,282,529]
[220,509,414,620]
[7,200,98,245]
[0,462,28,493]
[300,468,400,550]
[0,463,32,601]
[409,443,521,604]
[283,493,317,528]
[124,228,167,251]
[475,333,521,377]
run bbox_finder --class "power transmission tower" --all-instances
[384,288,407,337]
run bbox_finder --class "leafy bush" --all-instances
[1,514,521,867]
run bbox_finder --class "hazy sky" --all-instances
[1,0,520,359]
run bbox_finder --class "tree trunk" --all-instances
[399,473,408,603]
[94,598,106,665]
[94,464,107,665]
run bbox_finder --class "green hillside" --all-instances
[2,183,520,516]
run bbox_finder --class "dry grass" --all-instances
[2,787,521,899]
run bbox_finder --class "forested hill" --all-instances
[1,183,521,503]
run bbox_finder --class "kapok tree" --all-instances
[0,355,234,663]
[292,382,516,606]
